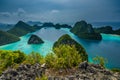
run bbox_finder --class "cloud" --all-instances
[0,8,28,23]
[0,12,11,17]
[17,8,26,17]
[51,10,60,13]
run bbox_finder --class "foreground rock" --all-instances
[28,34,44,44]
[0,63,46,80]
[48,61,120,80]
[70,20,102,40]
[0,62,120,80]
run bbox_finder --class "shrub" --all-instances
[93,56,107,68]
[0,50,26,74]
[24,52,45,64]
[111,68,120,73]
[45,44,82,69]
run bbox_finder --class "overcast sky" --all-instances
[0,0,120,24]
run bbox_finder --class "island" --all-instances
[94,26,120,35]
[7,21,37,37]
[0,30,20,46]
[28,34,44,44]
[53,34,88,61]
[42,22,72,29]
[70,20,102,40]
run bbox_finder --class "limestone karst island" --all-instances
[0,0,120,80]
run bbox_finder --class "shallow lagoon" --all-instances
[0,28,120,68]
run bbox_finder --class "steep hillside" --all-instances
[0,30,20,46]
[7,21,37,37]
[53,34,88,61]
[70,20,102,40]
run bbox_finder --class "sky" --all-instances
[0,0,120,24]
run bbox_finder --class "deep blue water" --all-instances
[0,28,120,68]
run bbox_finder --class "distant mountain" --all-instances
[94,26,120,35]
[0,30,20,46]
[27,21,42,26]
[42,22,72,29]
[0,23,14,31]
[7,21,37,37]
[70,20,102,40]
[92,22,120,30]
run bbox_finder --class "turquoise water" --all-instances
[0,28,120,68]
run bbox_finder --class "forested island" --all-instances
[0,34,120,80]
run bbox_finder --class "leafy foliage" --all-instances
[53,34,88,61]
[111,68,120,72]
[24,52,45,64]
[46,45,82,69]
[93,56,107,68]
[0,50,26,73]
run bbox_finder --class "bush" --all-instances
[24,52,45,64]
[93,56,107,68]
[0,50,26,74]
[111,68,120,73]
[45,44,82,69]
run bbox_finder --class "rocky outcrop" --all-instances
[48,61,120,80]
[53,34,88,61]
[70,20,102,40]
[28,34,44,44]
[1,62,120,80]
[0,63,46,80]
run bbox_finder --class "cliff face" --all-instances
[0,62,120,80]
[53,34,88,61]
[28,34,44,44]
[0,30,20,46]
[70,21,102,40]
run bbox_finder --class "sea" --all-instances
[0,22,120,69]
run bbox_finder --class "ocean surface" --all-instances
[0,28,120,68]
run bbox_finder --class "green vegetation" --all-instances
[0,30,20,46]
[94,26,120,35]
[70,20,102,40]
[53,34,88,61]
[111,68,120,72]
[36,75,48,80]
[94,26,113,34]
[93,56,107,68]
[46,45,82,69]
[7,21,37,37]
[42,22,72,29]
[28,34,44,44]
[0,44,86,73]
[23,52,45,64]
[0,50,26,74]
